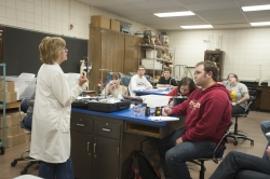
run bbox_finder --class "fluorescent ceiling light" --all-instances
[242,4,270,12]
[180,25,213,29]
[250,21,270,26]
[154,11,195,17]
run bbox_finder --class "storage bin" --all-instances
[110,19,120,32]
[142,58,162,70]
[146,49,157,59]
[91,15,110,29]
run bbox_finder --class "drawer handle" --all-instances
[76,123,85,127]
[102,128,111,132]
[93,143,96,153]
[86,141,90,153]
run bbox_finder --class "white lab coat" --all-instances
[30,64,84,163]
[128,74,152,96]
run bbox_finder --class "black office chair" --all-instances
[10,99,39,174]
[190,129,231,179]
[228,96,255,146]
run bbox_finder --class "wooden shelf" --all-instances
[0,101,21,110]
[140,44,170,51]
[124,122,161,138]
[156,58,173,64]
[143,58,172,64]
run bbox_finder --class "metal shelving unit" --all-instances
[173,64,195,81]
[140,44,175,82]
[0,63,6,154]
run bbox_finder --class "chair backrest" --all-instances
[244,96,256,115]
[212,123,232,162]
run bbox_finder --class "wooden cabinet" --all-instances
[255,86,270,111]
[71,132,93,179]
[89,27,124,89]
[71,112,122,179]
[204,49,224,81]
[0,28,3,62]
[123,35,142,73]
[93,137,120,179]
[89,26,142,90]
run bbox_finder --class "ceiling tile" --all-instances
[77,0,270,30]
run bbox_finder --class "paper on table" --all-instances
[149,116,179,122]
[140,95,171,108]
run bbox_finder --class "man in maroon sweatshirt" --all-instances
[160,61,232,179]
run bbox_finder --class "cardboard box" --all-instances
[0,91,17,103]
[146,49,158,59]
[91,15,110,29]
[0,125,24,138]
[110,19,120,32]
[0,80,15,93]
[6,133,27,148]
[142,58,163,70]
[0,111,23,128]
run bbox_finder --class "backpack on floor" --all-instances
[122,150,160,179]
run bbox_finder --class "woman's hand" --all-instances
[79,74,88,86]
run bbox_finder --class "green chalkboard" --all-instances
[2,26,87,75]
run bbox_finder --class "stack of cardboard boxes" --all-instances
[0,80,27,148]
[91,15,121,32]
[0,111,26,148]
[0,80,17,102]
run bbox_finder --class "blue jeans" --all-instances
[260,121,270,160]
[159,128,216,179]
[260,120,270,140]
[39,158,74,179]
[210,151,270,179]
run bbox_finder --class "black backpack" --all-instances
[122,150,160,179]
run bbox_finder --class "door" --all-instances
[93,136,120,179]
[124,35,142,73]
[71,132,93,179]
[101,29,124,72]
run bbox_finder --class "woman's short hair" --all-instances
[227,73,239,81]
[111,72,121,80]
[179,77,196,93]
[39,36,66,64]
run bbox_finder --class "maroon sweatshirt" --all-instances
[171,83,232,143]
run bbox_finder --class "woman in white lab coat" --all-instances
[30,36,88,179]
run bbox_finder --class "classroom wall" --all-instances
[168,28,270,82]
[0,0,155,39]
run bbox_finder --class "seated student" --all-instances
[167,77,196,97]
[167,77,196,107]
[161,61,232,179]
[223,73,250,114]
[101,72,128,99]
[128,65,152,97]
[157,69,177,87]
[209,121,270,179]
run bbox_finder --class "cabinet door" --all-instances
[93,136,120,179]
[89,26,102,90]
[123,35,142,73]
[101,29,124,72]
[71,132,93,179]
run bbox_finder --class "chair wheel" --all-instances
[11,160,17,167]
[0,147,4,155]
[233,140,238,145]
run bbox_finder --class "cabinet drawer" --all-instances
[71,112,94,134]
[94,118,122,139]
